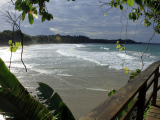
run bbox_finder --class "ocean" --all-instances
[1,43,160,119]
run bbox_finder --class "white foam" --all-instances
[32,68,63,75]
[1,44,158,73]
[100,47,109,50]
[57,74,73,76]
[104,47,109,50]
[86,88,109,91]
[117,53,135,59]
[56,46,154,70]
[75,44,86,48]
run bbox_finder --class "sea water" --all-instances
[0,43,160,119]
[1,43,160,90]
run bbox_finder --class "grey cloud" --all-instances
[0,0,160,43]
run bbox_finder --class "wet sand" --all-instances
[57,89,108,119]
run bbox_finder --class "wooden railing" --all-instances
[80,60,160,120]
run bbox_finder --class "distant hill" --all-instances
[0,30,140,46]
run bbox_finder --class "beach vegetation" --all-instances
[0,58,75,120]
[8,40,22,52]
[15,0,53,25]
[116,41,126,51]
[108,89,116,97]
[101,0,160,33]
[0,30,138,45]
[100,0,160,70]
[143,102,152,119]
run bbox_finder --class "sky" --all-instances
[0,0,160,43]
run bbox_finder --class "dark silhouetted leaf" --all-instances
[28,13,34,25]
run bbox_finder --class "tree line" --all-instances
[0,30,139,46]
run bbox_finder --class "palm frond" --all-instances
[0,58,22,89]
[0,58,54,120]
[0,58,75,120]
[36,82,75,120]
[0,84,53,120]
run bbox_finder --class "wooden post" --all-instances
[136,82,147,120]
[152,67,159,106]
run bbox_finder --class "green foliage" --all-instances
[0,58,75,120]
[108,89,116,97]
[0,58,53,119]
[123,67,131,74]
[0,85,54,120]
[15,0,54,24]
[108,0,160,33]
[14,0,77,24]
[28,13,34,25]
[104,12,107,16]
[0,58,22,89]
[120,4,123,10]
[116,41,125,51]
[129,12,137,21]
[143,102,152,120]
[128,69,141,82]
[59,102,75,120]
[127,0,134,7]
[36,82,75,120]
[8,40,22,52]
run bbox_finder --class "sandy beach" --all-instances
[12,66,130,119]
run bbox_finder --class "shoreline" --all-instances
[1,43,159,119]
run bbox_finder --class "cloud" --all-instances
[49,28,58,31]
[49,28,62,34]
[0,0,159,43]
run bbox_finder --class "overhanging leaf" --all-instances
[36,82,75,119]
[116,44,121,48]
[22,12,26,21]
[0,58,21,89]
[123,67,128,70]
[59,102,75,120]
[49,14,53,19]
[37,82,53,99]
[127,0,134,7]
[15,0,22,6]
[42,16,46,22]
[33,9,37,15]
[28,13,34,25]
[0,60,53,120]
[120,5,123,10]
[119,47,124,51]
[135,0,142,5]
[0,85,53,120]
[36,82,63,112]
